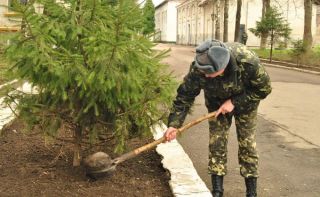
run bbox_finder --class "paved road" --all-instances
[155,43,320,197]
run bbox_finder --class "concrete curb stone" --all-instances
[0,98,15,128]
[263,62,320,75]
[152,123,212,197]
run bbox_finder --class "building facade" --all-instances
[157,0,320,46]
[0,0,16,27]
[0,0,43,31]
[155,0,184,42]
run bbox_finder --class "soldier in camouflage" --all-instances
[164,40,272,197]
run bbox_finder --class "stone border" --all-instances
[0,79,18,90]
[0,97,16,130]
[152,123,212,197]
[260,58,320,70]
[0,80,22,130]
[263,62,320,75]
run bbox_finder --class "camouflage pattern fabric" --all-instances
[208,108,259,177]
[167,42,271,178]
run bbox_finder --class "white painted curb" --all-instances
[0,97,16,129]
[0,79,18,90]
[152,123,212,197]
[0,80,24,130]
[263,62,320,75]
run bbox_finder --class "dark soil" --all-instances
[0,119,172,197]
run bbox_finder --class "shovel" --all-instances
[83,111,217,177]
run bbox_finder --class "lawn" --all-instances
[252,47,320,67]
[0,32,17,84]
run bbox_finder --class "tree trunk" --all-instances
[234,0,242,42]
[304,0,313,52]
[211,0,215,40]
[260,0,270,49]
[215,0,221,40]
[20,0,29,35]
[73,125,82,166]
[269,31,274,62]
[223,0,229,42]
[74,0,83,167]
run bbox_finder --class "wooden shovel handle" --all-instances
[112,111,217,165]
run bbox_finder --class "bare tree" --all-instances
[303,0,313,51]
[223,0,229,42]
[260,0,270,49]
[211,0,216,39]
[234,0,242,42]
[314,0,320,5]
[215,0,221,40]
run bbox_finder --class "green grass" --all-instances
[0,32,17,46]
[252,48,320,67]
[0,54,10,84]
[0,32,17,84]
[252,48,292,61]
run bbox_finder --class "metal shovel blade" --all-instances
[83,152,116,177]
[83,111,217,178]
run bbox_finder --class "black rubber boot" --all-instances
[245,177,257,197]
[211,175,224,197]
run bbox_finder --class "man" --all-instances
[242,31,248,45]
[164,40,272,197]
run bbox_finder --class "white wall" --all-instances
[0,0,12,26]
[278,0,317,42]
[239,0,318,46]
[0,0,44,27]
[167,1,178,42]
[176,0,320,46]
[155,2,168,41]
[203,3,213,41]
[155,0,182,42]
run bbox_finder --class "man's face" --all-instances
[203,68,225,78]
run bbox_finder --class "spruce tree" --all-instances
[5,0,175,166]
[142,0,155,35]
[249,7,291,62]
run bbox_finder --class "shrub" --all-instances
[4,0,175,166]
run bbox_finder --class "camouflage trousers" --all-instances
[208,108,259,178]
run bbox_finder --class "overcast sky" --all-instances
[152,0,163,6]
[138,0,163,7]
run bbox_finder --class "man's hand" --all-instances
[164,127,178,142]
[215,99,235,118]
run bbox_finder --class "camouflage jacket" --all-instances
[167,43,272,128]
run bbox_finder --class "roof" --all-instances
[155,0,168,9]
[177,0,207,9]
[155,0,185,9]
[198,0,209,7]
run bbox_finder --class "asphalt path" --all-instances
[155,43,320,197]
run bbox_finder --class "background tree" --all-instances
[290,39,306,66]
[5,0,175,166]
[249,7,292,62]
[234,0,242,42]
[211,0,216,39]
[215,0,221,40]
[142,0,155,35]
[260,0,270,49]
[303,0,313,52]
[106,0,118,6]
[223,0,229,42]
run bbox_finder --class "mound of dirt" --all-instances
[0,120,172,197]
